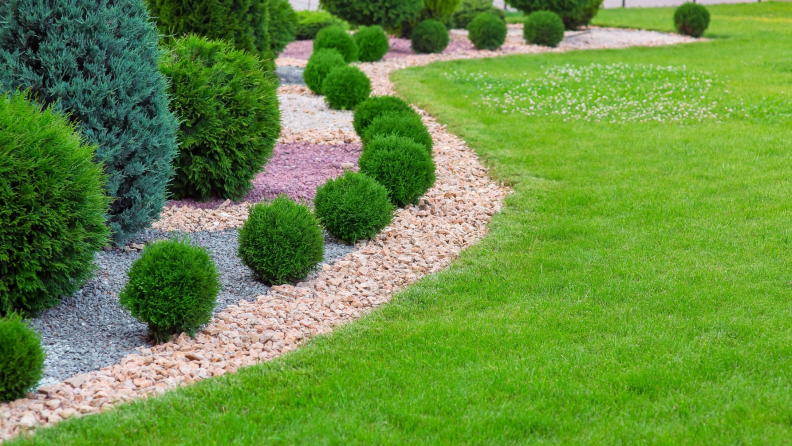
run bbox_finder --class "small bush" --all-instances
[314,171,394,242]
[296,10,349,40]
[452,0,505,29]
[358,134,436,207]
[269,0,298,53]
[468,12,508,50]
[362,111,433,154]
[314,26,359,63]
[323,66,372,110]
[304,48,348,95]
[524,11,565,47]
[505,0,602,29]
[119,237,220,343]
[239,196,325,285]
[0,314,45,401]
[674,3,710,38]
[320,0,423,30]
[0,93,109,317]
[411,19,450,54]
[353,95,417,136]
[354,26,390,62]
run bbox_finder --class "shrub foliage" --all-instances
[358,134,436,207]
[269,0,298,53]
[314,171,394,242]
[0,93,109,316]
[296,11,348,40]
[524,11,565,47]
[505,0,602,29]
[674,3,710,38]
[411,19,450,54]
[468,12,508,50]
[304,49,348,95]
[452,0,505,29]
[363,111,433,154]
[0,314,45,402]
[162,35,280,202]
[423,0,463,24]
[323,66,372,110]
[314,25,359,63]
[354,26,391,62]
[353,95,416,136]
[320,0,423,30]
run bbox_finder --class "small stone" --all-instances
[18,414,37,428]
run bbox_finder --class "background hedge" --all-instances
[269,0,298,53]
[296,11,349,40]
[505,0,603,29]
[320,0,424,31]
[452,0,506,29]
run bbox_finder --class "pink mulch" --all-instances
[281,37,475,60]
[166,142,362,209]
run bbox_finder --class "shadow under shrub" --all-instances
[0,314,45,402]
[353,95,417,136]
[524,11,565,47]
[358,134,436,207]
[411,19,450,54]
[315,170,394,242]
[674,3,710,38]
[314,25,359,63]
[362,110,433,154]
[323,65,372,110]
[468,12,508,50]
[354,25,390,62]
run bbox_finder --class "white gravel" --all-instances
[279,93,355,133]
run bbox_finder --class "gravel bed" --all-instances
[276,65,305,85]
[279,93,354,133]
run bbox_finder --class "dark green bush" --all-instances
[505,0,602,29]
[120,237,220,343]
[0,93,109,316]
[162,35,280,202]
[363,111,433,154]
[320,0,423,30]
[524,11,565,47]
[411,20,450,54]
[269,0,298,53]
[304,49,348,95]
[353,95,417,136]
[238,196,324,285]
[314,171,394,242]
[674,3,710,38]
[296,10,349,40]
[314,26,359,63]
[354,26,391,62]
[423,0,463,24]
[0,0,179,245]
[468,12,508,50]
[452,0,505,29]
[358,134,436,207]
[323,66,372,110]
[0,314,45,401]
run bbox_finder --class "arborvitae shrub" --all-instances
[674,3,710,38]
[524,11,565,47]
[238,196,324,285]
[119,237,220,343]
[269,0,298,53]
[314,26,359,63]
[0,93,109,317]
[314,171,394,242]
[320,0,423,30]
[0,314,45,401]
[505,0,602,29]
[0,0,179,245]
[304,49,348,95]
[353,95,417,136]
[363,111,433,154]
[452,0,505,29]
[411,20,450,54]
[354,26,391,62]
[423,0,463,24]
[323,66,372,110]
[358,134,436,207]
[296,11,349,40]
[162,35,280,202]
[468,12,508,50]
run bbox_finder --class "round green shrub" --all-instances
[362,111,433,154]
[320,0,423,30]
[119,237,220,343]
[353,95,417,136]
[411,19,450,54]
[314,171,394,242]
[358,134,436,207]
[269,0,298,53]
[296,10,349,40]
[0,93,109,317]
[524,11,565,47]
[505,0,603,29]
[0,314,45,401]
[452,0,505,29]
[323,66,372,110]
[674,3,710,38]
[162,35,280,202]
[238,196,325,285]
[354,26,390,62]
[468,12,508,50]
[304,48,348,95]
[314,25,359,63]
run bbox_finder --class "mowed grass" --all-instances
[12,3,792,444]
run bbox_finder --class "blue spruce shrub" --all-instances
[0,314,45,401]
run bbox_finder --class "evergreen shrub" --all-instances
[314,26,359,63]
[0,93,109,316]
[468,12,508,50]
[674,3,710,38]
[505,0,602,29]
[0,314,45,402]
[453,0,505,29]
[119,237,220,343]
[411,20,450,54]
[269,0,299,53]
[423,0,463,24]
[0,0,179,244]
[304,49,348,95]
[363,111,433,154]
[354,26,391,62]
[296,11,348,40]
[320,0,423,30]
[323,66,372,110]
[358,134,436,207]
[353,95,417,136]
[162,35,280,202]
[314,171,394,242]
[238,196,324,285]
[524,11,565,47]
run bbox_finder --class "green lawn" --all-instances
[14,3,792,444]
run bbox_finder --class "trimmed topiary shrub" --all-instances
[363,111,433,154]
[452,0,505,29]
[0,93,109,317]
[468,12,508,50]
[162,35,280,202]
[411,20,450,54]
[0,314,45,401]
[314,171,394,242]
[269,0,298,53]
[0,0,179,245]
[296,10,349,40]
[323,66,372,110]
[354,26,391,62]
[314,25,359,63]
[120,237,220,343]
[320,0,423,30]
[358,134,436,207]
[239,196,324,285]
[353,95,417,136]
[524,11,565,47]
[304,48,348,95]
[505,0,602,29]
[674,3,710,38]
